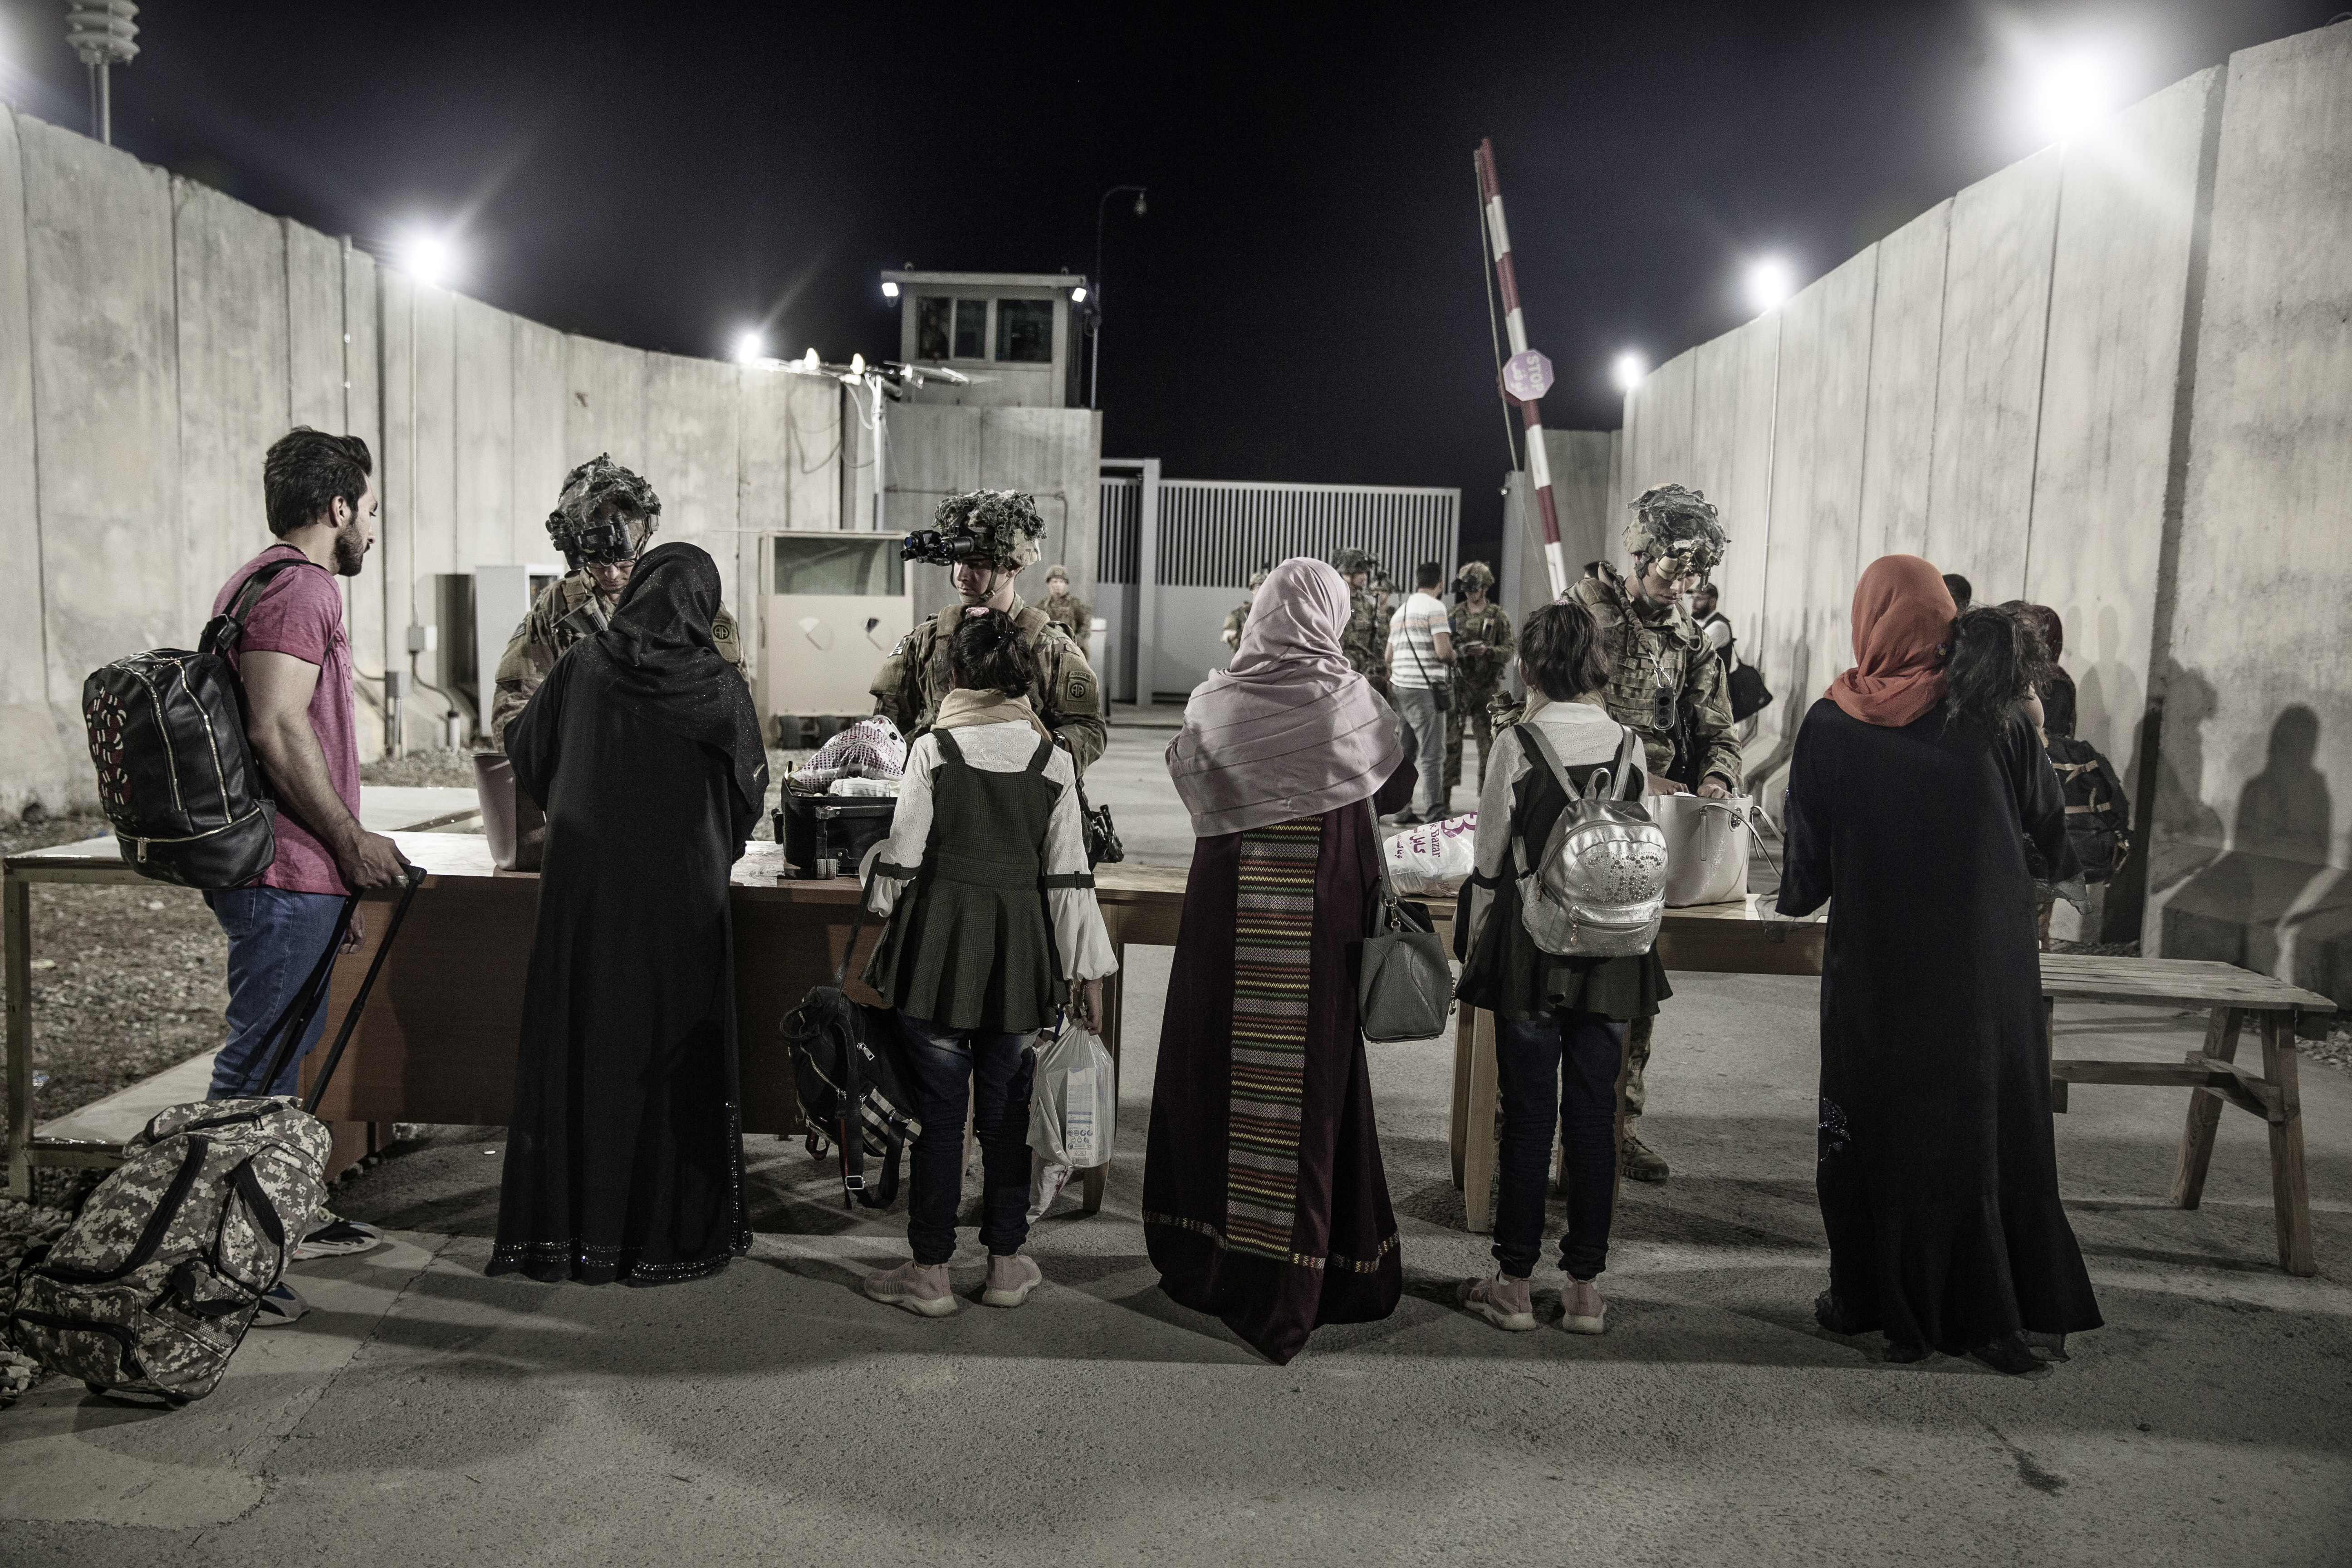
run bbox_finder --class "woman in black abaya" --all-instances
[489,542,768,1285]
[1778,555,2101,1372]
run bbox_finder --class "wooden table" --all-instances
[4,832,1190,1209]
[1447,896,1828,1233]
[2040,953,2333,1276]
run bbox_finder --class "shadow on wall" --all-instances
[2158,704,2347,1004]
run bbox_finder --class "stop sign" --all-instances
[1503,348,1554,402]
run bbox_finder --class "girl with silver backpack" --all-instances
[1452,602,1671,1337]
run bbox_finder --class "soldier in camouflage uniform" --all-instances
[1040,564,1092,642]
[1333,549,1389,691]
[486,455,747,745]
[1565,482,1741,1185]
[1443,560,1515,795]
[870,490,1106,774]
[1221,564,1271,652]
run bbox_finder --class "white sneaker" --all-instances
[292,1214,386,1260]
[1561,1276,1607,1335]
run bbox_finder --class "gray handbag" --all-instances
[1358,801,1457,1042]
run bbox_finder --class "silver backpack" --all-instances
[1512,723,1668,957]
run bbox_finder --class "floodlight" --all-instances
[803,348,819,369]
[1070,285,1088,304]
[2035,53,2113,143]
[733,330,765,365]
[1611,352,1646,393]
[407,235,451,289]
[1746,257,1793,316]
[881,280,901,299]
[850,352,866,375]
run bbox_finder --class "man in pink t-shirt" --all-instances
[206,430,407,1109]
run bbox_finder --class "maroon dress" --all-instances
[1142,766,1412,1363]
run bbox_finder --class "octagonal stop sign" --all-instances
[1503,349,1555,403]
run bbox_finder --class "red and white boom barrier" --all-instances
[1475,137,1568,598]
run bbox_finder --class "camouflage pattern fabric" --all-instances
[1443,598,1516,791]
[935,490,1048,570]
[870,595,1106,774]
[488,569,747,744]
[1565,563,1742,788]
[1340,585,1386,680]
[1043,593,1092,641]
[9,1097,333,1403]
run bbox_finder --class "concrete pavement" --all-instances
[5,720,2347,1565]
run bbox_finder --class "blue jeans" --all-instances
[894,1014,1037,1267]
[205,887,348,1099]
[1492,1010,1626,1280]
[1393,685,1446,818]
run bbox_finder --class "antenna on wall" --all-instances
[65,2,142,147]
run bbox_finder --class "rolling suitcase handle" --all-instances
[301,865,426,1115]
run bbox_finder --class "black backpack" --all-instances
[780,893,921,1208]
[81,556,320,887]
[2047,735,2131,883]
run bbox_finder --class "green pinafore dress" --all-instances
[862,728,1070,1032]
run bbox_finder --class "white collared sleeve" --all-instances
[1043,747,1118,981]
[1466,723,1527,946]
[863,734,938,917]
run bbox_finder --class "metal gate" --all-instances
[1098,464,1460,704]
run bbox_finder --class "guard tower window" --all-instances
[773,536,902,597]
[915,297,952,360]
[953,299,989,360]
[997,299,1053,363]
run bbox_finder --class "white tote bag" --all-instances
[1028,1017,1117,1170]
[1650,793,1753,907]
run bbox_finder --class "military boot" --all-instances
[1620,1127,1670,1183]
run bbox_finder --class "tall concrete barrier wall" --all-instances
[1615,20,2352,1002]
[0,104,851,810]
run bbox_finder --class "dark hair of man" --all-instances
[264,427,373,538]
[1694,583,1719,609]
[1941,572,1973,613]
[1415,560,1443,590]
[1943,605,2045,734]
[947,607,1038,700]
[1519,601,1612,700]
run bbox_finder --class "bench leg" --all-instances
[1449,1005,1475,1189]
[1462,1009,1499,1233]
[2171,1007,2243,1210]
[2259,1013,2314,1277]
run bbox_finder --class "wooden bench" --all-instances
[2040,953,2334,1276]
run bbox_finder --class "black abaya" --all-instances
[1778,699,2102,1352]
[489,545,764,1286]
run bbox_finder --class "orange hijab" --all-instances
[1827,555,1957,726]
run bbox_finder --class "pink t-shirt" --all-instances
[213,544,359,896]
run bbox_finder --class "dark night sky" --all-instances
[0,1,2322,556]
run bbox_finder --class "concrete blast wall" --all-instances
[1616,22,2352,1003]
[0,103,854,808]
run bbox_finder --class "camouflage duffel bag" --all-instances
[10,1097,332,1406]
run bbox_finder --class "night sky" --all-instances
[0,1,2321,559]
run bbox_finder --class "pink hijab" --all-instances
[1166,557,1402,837]
[1827,554,1957,726]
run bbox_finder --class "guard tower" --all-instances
[882,270,1088,408]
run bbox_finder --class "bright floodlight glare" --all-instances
[733,330,765,365]
[1611,352,1647,393]
[849,352,866,376]
[881,280,900,299]
[1746,257,1793,315]
[407,235,451,289]
[2036,53,2112,142]
[1070,285,1088,303]
[803,348,819,369]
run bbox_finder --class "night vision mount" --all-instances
[899,529,985,567]
[556,518,638,573]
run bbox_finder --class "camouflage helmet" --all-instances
[1246,563,1271,589]
[934,489,1047,570]
[547,453,661,549]
[1623,483,1729,580]
[1329,547,1377,578]
[1458,559,1496,590]
[1044,563,1070,583]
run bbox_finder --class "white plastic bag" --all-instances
[1026,1151,1074,1223]
[1650,793,1753,907]
[1384,811,1479,895]
[1028,1018,1117,1170]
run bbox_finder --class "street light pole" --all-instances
[1090,185,1146,411]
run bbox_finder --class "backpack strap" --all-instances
[199,554,324,660]
[1509,724,1579,882]
[1026,731,1058,774]
[1609,727,1647,801]
[932,728,964,766]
